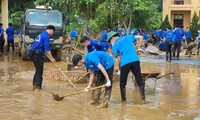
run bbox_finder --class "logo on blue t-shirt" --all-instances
[35,35,41,42]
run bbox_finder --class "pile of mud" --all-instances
[15,68,88,84]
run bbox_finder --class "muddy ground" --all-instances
[0,54,200,120]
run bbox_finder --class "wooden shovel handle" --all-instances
[45,53,78,91]
[63,84,106,97]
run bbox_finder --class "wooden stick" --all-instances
[156,72,174,79]
[73,72,89,84]
[45,53,78,91]
[62,46,85,55]
[63,84,106,97]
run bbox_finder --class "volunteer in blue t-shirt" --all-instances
[164,26,173,62]
[6,23,15,53]
[0,23,5,54]
[31,25,56,91]
[100,29,108,42]
[108,31,145,103]
[172,25,184,60]
[72,51,115,108]
[197,29,200,55]
[184,27,193,45]
[80,36,112,55]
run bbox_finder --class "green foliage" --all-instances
[190,12,200,39]
[7,0,36,30]
[35,0,162,34]
[160,15,172,30]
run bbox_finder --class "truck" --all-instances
[19,8,69,61]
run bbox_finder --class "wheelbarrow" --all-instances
[141,72,174,92]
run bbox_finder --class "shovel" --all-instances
[52,84,106,101]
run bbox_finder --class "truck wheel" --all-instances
[21,42,27,60]
[56,49,62,61]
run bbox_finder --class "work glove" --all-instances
[117,70,120,75]
[106,80,111,87]
[84,86,91,92]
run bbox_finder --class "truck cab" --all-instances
[19,8,68,60]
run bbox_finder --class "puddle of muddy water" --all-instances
[0,54,199,120]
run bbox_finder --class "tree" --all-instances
[160,15,172,30]
[190,12,199,39]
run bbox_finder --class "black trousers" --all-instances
[120,61,144,89]
[165,42,172,61]
[173,41,182,58]
[31,52,44,89]
[7,40,14,52]
[186,38,191,45]
[91,66,114,102]
[0,39,5,53]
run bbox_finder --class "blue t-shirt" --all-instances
[6,27,15,41]
[133,29,138,35]
[164,30,173,42]
[32,31,51,53]
[184,31,192,39]
[70,30,78,37]
[198,33,200,42]
[121,29,126,36]
[87,40,110,53]
[173,28,184,41]
[143,33,149,41]
[100,31,108,42]
[84,51,115,71]
[112,35,140,67]
[0,27,4,40]
[158,30,165,38]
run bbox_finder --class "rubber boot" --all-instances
[120,88,126,102]
[139,86,145,103]
[97,88,111,109]
[88,89,101,105]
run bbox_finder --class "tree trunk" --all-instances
[83,18,89,36]
[122,15,132,35]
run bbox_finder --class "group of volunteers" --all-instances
[153,25,200,61]
[30,25,145,109]
[72,31,145,108]
[0,23,15,55]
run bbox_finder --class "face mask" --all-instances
[111,41,115,46]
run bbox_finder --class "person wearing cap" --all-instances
[107,31,145,103]
[31,25,56,91]
[80,36,112,55]
[72,51,115,108]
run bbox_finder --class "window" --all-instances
[174,14,184,19]
[174,0,184,5]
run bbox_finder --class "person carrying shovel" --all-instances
[107,31,145,103]
[72,51,115,108]
[31,25,56,91]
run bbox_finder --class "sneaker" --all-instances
[88,100,99,105]
[97,103,108,109]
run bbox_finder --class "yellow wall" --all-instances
[1,0,8,30]
[163,0,200,28]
